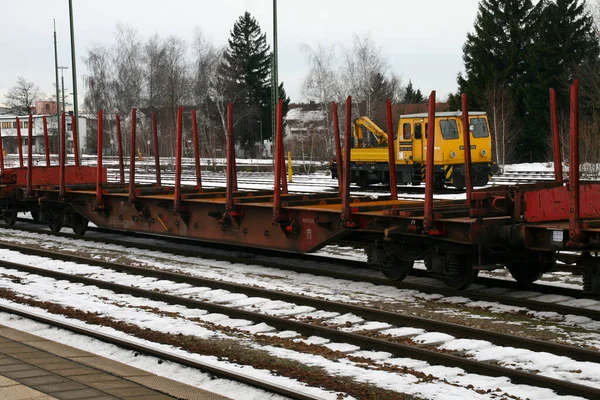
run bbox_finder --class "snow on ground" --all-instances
[0,245,599,398]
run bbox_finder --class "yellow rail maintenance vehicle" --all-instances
[331,112,495,189]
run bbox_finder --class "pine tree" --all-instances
[219,11,291,155]
[402,80,424,104]
[459,0,540,111]
[520,0,599,160]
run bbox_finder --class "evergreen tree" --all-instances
[402,79,425,103]
[521,0,599,160]
[219,11,290,155]
[458,0,540,111]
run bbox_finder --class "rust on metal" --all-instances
[550,88,562,184]
[27,114,33,197]
[151,112,160,186]
[569,80,581,241]
[192,109,202,188]
[174,106,183,215]
[96,110,104,208]
[462,93,473,203]
[16,117,23,168]
[71,114,80,167]
[332,102,343,193]
[59,112,66,199]
[43,116,50,167]
[386,98,397,200]
[129,108,137,205]
[424,91,436,232]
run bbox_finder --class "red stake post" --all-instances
[569,80,581,241]
[43,116,50,167]
[0,122,4,171]
[550,88,563,185]
[226,103,235,213]
[115,114,125,184]
[27,114,33,197]
[424,91,436,232]
[332,102,343,193]
[192,109,202,187]
[461,94,473,203]
[174,106,183,215]
[128,108,137,204]
[150,112,160,186]
[273,100,283,222]
[278,100,287,195]
[71,114,80,167]
[386,98,397,200]
[59,112,66,199]
[96,110,104,208]
[341,96,352,225]
[16,117,23,168]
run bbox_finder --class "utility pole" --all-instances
[53,20,61,140]
[57,66,68,112]
[68,0,79,136]
[271,0,279,141]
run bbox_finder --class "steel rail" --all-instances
[2,222,599,319]
[0,304,319,400]
[0,259,598,398]
[0,242,597,364]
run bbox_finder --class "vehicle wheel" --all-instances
[30,210,42,223]
[442,253,478,289]
[357,173,369,188]
[3,211,17,226]
[48,216,63,232]
[381,249,413,281]
[507,262,543,285]
[70,213,89,236]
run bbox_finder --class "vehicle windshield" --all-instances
[471,118,489,138]
[440,119,459,140]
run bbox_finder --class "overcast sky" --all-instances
[0,0,481,106]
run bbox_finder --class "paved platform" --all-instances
[0,324,230,400]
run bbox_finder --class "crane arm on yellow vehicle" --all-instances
[352,117,388,148]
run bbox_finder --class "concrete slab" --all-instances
[70,356,154,377]
[0,384,57,399]
[130,376,230,400]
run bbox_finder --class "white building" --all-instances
[0,114,87,157]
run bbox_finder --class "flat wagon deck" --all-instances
[1,83,599,294]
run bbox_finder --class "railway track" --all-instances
[1,250,599,398]
[2,220,599,320]
[0,304,317,400]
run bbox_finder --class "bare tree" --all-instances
[113,24,144,114]
[485,82,519,166]
[5,77,42,115]
[144,34,169,112]
[300,43,341,158]
[191,28,225,161]
[341,34,388,118]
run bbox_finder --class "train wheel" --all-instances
[381,250,413,281]
[3,211,17,226]
[30,210,42,224]
[442,253,478,289]
[507,263,543,285]
[71,213,89,236]
[357,173,369,188]
[48,216,63,233]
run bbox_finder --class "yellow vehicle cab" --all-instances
[331,111,494,189]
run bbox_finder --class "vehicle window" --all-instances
[440,119,459,140]
[414,123,422,139]
[403,123,411,140]
[470,118,489,138]
[425,123,428,139]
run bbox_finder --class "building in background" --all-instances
[0,114,87,159]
